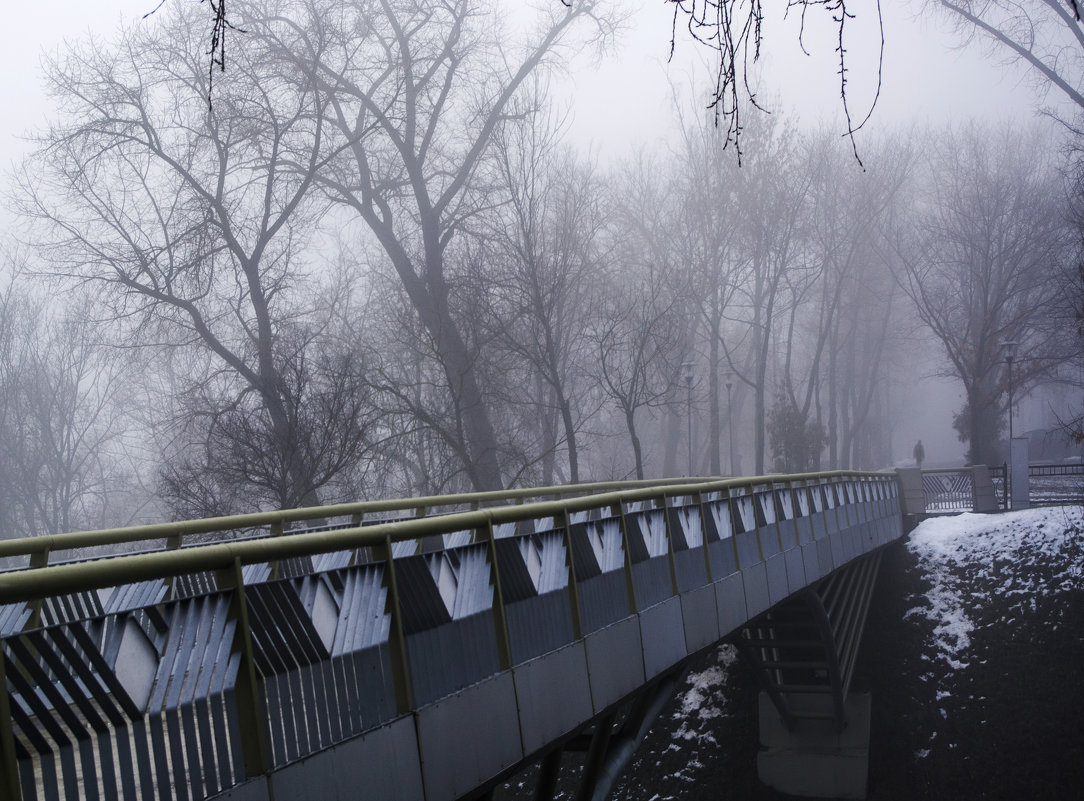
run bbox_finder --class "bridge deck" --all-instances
[0,472,903,801]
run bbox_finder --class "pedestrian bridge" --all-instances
[0,471,904,801]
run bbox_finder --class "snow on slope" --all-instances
[907,507,1084,667]
[903,506,1084,757]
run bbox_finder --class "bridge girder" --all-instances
[738,550,883,732]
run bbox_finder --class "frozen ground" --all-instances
[501,507,1084,800]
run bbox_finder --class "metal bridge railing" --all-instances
[0,476,714,573]
[0,470,902,801]
[1027,462,1084,506]
[920,468,977,512]
[912,463,1084,514]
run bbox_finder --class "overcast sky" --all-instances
[0,2,1050,167]
[0,0,1057,257]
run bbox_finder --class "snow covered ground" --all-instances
[907,507,1084,669]
[504,506,1084,800]
[902,506,1084,760]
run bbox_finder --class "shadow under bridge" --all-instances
[0,471,904,801]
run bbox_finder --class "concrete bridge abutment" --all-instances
[757,691,871,799]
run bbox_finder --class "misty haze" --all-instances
[1,2,1083,801]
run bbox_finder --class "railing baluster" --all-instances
[0,644,21,801]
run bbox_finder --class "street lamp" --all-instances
[1000,341,1018,443]
[725,371,735,476]
[1001,340,1019,507]
[681,361,695,476]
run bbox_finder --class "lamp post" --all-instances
[1000,340,1019,507]
[725,371,735,476]
[682,361,695,476]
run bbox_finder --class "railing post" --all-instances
[695,490,714,583]
[782,481,801,547]
[24,549,49,630]
[614,498,640,613]
[268,521,284,580]
[376,535,415,714]
[214,557,270,780]
[558,510,583,640]
[0,644,22,801]
[1002,462,1009,510]
[482,518,513,670]
[656,493,681,597]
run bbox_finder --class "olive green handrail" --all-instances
[0,476,725,561]
[0,471,893,604]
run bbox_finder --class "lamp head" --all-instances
[1000,340,1019,364]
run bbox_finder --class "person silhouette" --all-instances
[913,439,925,468]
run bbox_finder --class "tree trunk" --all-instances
[626,407,645,480]
[708,323,721,475]
[559,394,580,484]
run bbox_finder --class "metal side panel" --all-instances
[679,584,720,653]
[783,546,807,595]
[801,542,823,585]
[764,554,789,607]
[406,613,501,707]
[843,527,860,562]
[706,539,738,579]
[584,616,645,712]
[639,596,687,679]
[734,531,761,568]
[860,521,878,551]
[673,548,709,594]
[741,561,770,618]
[795,516,813,545]
[817,537,835,576]
[810,513,828,541]
[888,515,903,541]
[505,591,576,667]
[714,571,748,637]
[416,672,522,801]
[346,643,397,731]
[269,715,423,801]
[759,524,782,557]
[513,641,592,755]
[631,557,673,609]
[828,530,846,570]
[577,572,631,635]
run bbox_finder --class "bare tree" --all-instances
[670,110,747,475]
[665,1,885,160]
[0,276,140,537]
[725,118,813,473]
[796,132,911,468]
[898,123,1071,465]
[259,0,615,491]
[594,260,686,480]
[20,2,371,512]
[480,108,608,484]
[937,1,1084,119]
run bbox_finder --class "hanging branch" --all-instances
[144,1,246,110]
[666,0,884,164]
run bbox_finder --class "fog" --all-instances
[1,1,1080,535]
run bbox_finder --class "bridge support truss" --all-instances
[739,550,883,799]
